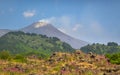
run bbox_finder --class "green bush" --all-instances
[0,50,12,60]
[106,53,120,64]
[13,54,27,62]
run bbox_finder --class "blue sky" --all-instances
[0,0,120,44]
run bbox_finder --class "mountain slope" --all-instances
[0,29,10,37]
[21,21,88,49]
[0,31,74,54]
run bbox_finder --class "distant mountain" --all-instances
[0,29,10,37]
[21,21,88,49]
[0,31,74,54]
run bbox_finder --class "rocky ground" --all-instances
[0,50,120,75]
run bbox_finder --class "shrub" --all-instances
[106,53,120,64]
[0,50,12,60]
[13,54,27,62]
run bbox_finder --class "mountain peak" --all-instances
[34,20,50,28]
[34,22,48,28]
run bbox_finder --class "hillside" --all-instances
[80,42,120,54]
[0,31,74,56]
[0,50,120,75]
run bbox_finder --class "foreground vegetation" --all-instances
[106,53,120,65]
[0,50,120,75]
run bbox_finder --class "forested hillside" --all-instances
[0,31,74,57]
[80,42,120,54]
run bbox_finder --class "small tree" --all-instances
[0,50,12,60]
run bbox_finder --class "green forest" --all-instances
[80,42,120,54]
[0,31,74,58]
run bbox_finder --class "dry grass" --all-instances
[0,50,120,75]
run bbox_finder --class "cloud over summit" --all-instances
[23,10,36,18]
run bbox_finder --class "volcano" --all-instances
[21,21,88,49]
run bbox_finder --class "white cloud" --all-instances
[72,24,83,31]
[23,10,36,18]
[38,17,56,23]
